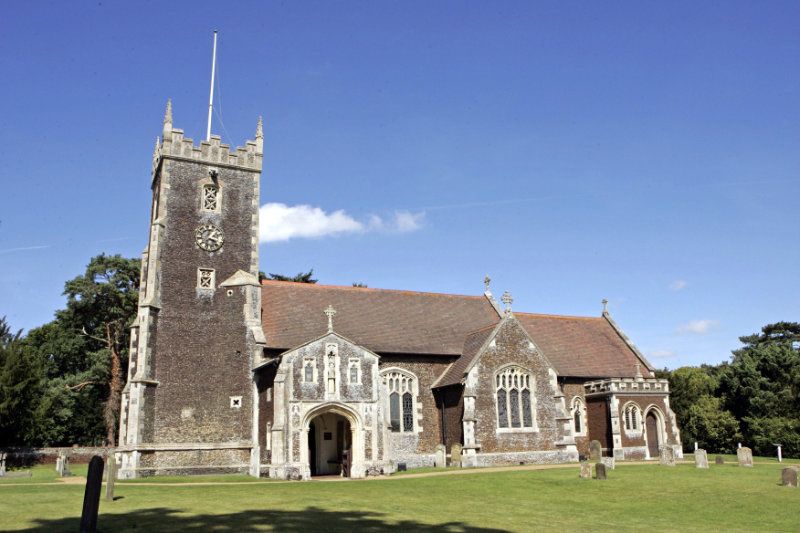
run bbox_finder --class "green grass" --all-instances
[1,462,798,532]
[0,464,88,484]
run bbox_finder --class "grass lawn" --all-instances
[1,462,798,532]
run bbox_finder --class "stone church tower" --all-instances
[117,102,266,478]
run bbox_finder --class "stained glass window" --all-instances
[495,366,534,429]
[402,392,413,432]
[497,389,508,428]
[390,392,400,432]
[522,389,532,427]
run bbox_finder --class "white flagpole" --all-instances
[206,30,218,141]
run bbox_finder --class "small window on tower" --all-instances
[202,184,220,211]
[197,268,215,289]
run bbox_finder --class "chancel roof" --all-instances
[260,281,651,380]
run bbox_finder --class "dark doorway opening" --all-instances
[646,412,660,458]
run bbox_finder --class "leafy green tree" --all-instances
[0,317,44,446]
[681,395,741,453]
[264,269,317,283]
[720,322,800,457]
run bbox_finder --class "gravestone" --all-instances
[781,467,797,487]
[80,456,104,533]
[434,444,446,468]
[0,452,6,477]
[55,456,62,474]
[695,449,709,469]
[595,462,607,480]
[589,440,602,462]
[737,447,753,467]
[579,462,591,479]
[659,446,676,466]
[450,444,462,468]
[715,455,725,465]
[601,457,615,470]
[105,454,117,501]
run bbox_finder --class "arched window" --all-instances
[623,403,642,433]
[571,397,586,436]
[495,366,534,430]
[382,369,417,433]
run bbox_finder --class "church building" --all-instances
[116,103,682,479]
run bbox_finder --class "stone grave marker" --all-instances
[589,440,602,462]
[780,467,797,487]
[715,455,725,465]
[601,457,615,470]
[450,444,462,468]
[80,456,104,533]
[434,444,446,468]
[659,446,676,466]
[737,447,753,467]
[595,462,607,480]
[0,452,6,477]
[579,462,591,479]
[105,454,117,501]
[55,455,62,474]
[695,449,709,469]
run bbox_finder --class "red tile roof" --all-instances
[515,313,646,378]
[261,281,650,380]
[261,281,500,355]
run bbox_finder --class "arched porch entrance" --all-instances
[644,408,664,459]
[302,403,362,479]
[308,412,351,476]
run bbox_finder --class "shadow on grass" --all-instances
[21,506,510,532]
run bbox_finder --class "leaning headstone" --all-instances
[715,455,725,465]
[55,455,63,474]
[579,462,591,479]
[434,444,446,468]
[80,456,104,533]
[737,447,753,467]
[62,452,72,477]
[601,457,615,470]
[781,467,798,487]
[0,452,6,477]
[595,462,607,480]
[105,454,117,501]
[695,449,709,469]
[659,445,676,466]
[589,440,602,462]
[450,444,462,468]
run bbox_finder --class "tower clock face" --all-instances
[195,224,224,252]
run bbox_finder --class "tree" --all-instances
[0,317,43,446]
[62,254,139,446]
[720,322,800,457]
[263,269,317,283]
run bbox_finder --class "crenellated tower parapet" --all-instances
[583,377,669,396]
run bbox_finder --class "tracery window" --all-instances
[382,369,417,433]
[302,358,316,383]
[197,268,215,289]
[202,184,219,211]
[348,359,360,384]
[495,366,534,430]
[571,397,586,435]
[623,403,642,432]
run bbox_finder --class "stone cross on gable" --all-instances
[601,298,609,314]
[501,291,513,314]
[484,275,491,292]
[324,304,337,332]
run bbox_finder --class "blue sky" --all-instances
[1,1,798,368]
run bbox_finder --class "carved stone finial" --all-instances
[324,304,337,332]
[501,291,513,314]
[152,137,160,158]
[256,116,263,139]
[484,275,491,292]
[601,298,609,314]
[163,99,173,125]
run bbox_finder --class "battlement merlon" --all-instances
[583,377,670,396]
[152,101,263,180]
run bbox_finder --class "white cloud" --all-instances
[259,203,423,243]
[677,319,719,335]
[669,280,688,291]
[648,349,677,360]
